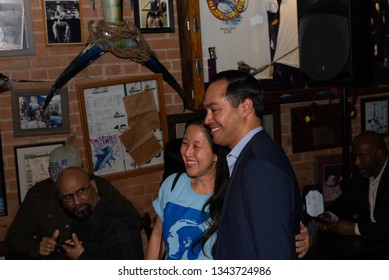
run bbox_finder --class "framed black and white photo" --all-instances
[77,74,168,180]
[14,142,64,203]
[134,0,174,33]
[42,0,83,46]
[0,0,35,57]
[361,95,389,136]
[11,88,70,137]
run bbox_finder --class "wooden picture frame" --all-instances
[133,0,174,33]
[262,104,281,143]
[11,88,70,137]
[360,95,389,136]
[291,103,351,153]
[42,0,83,46]
[77,74,168,180]
[0,133,7,216]
[315,154,343,206]
[14,141,64,204]
[167,111,206,140]
[0,0,35,57]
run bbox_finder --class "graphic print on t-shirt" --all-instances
[163,202,210,260]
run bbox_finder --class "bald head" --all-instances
[352,131,388,178]
[56,167,90,193]
[56,167,99,219]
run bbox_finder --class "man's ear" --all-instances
[90,179,98,194]
[240,98,254,116]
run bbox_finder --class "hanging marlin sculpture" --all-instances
[44,0,184,110]
[0,72,46,93]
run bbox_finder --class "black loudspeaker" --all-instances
[297,0,373,85]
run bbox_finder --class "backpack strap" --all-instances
[171,172,183,191]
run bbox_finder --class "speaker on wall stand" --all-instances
[297,0,374,186]
[297,0,373,86]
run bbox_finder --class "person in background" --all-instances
[55,167,143,259]
[5,145,142,259]
[204,70,303,259]
[143,0,163,28]
[316,131,389,240]
[52,4,71,43]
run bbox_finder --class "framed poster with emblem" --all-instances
[177,0,300,110]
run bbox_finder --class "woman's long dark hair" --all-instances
[184,119,229,257]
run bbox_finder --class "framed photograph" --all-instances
[0,133,7,216]
[0,0,35,57]
[133,0,174,33]
[11,88,70,137]
[360,95,388,136]
[77,74,168,180]
[14,142,64,203]
[167,111,206,140]
[42,0,83,46]
[291,103,351,153]
[315,154,344,206]
[262,104,281,143]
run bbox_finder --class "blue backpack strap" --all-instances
[171,172,183,191]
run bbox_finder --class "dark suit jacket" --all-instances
[214,130,303,259]
[328,160,389,240]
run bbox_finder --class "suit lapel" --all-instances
[220,131,263,219]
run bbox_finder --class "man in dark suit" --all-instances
[317,131,389,240]
[203,70,303,259]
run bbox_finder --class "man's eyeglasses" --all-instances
[60,184,90,204]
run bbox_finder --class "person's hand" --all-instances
[61,233,84,260]
[39,229,59,256]
[316,213,332,231]
[295,222,312,258]
[328,220,355,236]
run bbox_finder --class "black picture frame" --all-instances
[133,0,175,33]
[11,88,70,137]
[0,133,7,216]
[360,95,389,136]
[167,111,206,140]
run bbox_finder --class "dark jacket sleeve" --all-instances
[5,189,41,258]
[94,176,142,229]
[78,218,144,260]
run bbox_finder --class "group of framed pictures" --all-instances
[40,0,174,47]
[0,0,174,56]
